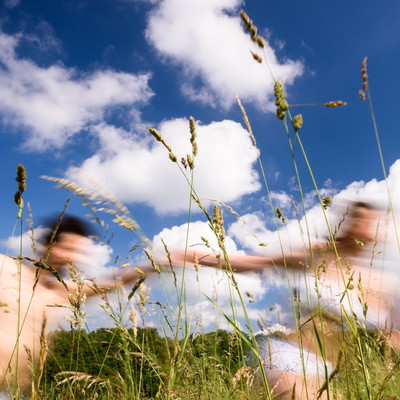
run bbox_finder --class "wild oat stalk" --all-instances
[359,57,400,253]
[13,164,27,393]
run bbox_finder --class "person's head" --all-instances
[40,214,94,271]
[337,201,380,249]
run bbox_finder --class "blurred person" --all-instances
[0,214,152,397]
[170,201,399,399]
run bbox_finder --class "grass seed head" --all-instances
[324,100,347,108]
[149,128,163,142]
[274,81,288,120]
[169,152,177,162]
[279,99,289,111]
[186,154,194,169]
[16,164,27,193]
[129,305,137,338]
[361,57,369,91]
[276,108,286,120]
[143,249,161,273]
[239,9,253,31]
[14,190,23,207]
[276,207,287,223]
[274,80,284,94]
[359,89,366,101]
[15,164,27,216]
[251,51,262,63]
[256,36,265,48]
[213,205,225,242]
[181,157,188,169]
[189,116,198,156]
[322,196,332,209]
[292,114,303,131]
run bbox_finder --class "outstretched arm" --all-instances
[45,264,157,298]
[83,265,156,297]
[169,248,310,273]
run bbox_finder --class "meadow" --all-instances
[3,9,400,400]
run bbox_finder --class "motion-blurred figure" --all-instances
[0,214,149,396]
[171,201,399,399]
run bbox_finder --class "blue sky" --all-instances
[0,0,400,332]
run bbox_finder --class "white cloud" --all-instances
[149,219,269,330]
[2,227,113,278]
[2,227,47,259]
[152,219,243,254]
[69,118,260,213]
[270,191,293,210]
[145,0,303,109]
[229,159,400,256]
[0,31,153,151]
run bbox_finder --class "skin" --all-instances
[170,204,398,399]
[0,232,152,394]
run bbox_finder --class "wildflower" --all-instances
[292,114,303,131]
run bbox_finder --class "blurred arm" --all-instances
[169,248,310,273]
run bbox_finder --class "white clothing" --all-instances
[250,335,333,377]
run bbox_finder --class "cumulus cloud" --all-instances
[229,159,400,256]
[163,160,400,331]
[0,31,153,151]
[69,118,260,213]
[152,219,243,254]
[145,0,303,109]
[149,219,270,329]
